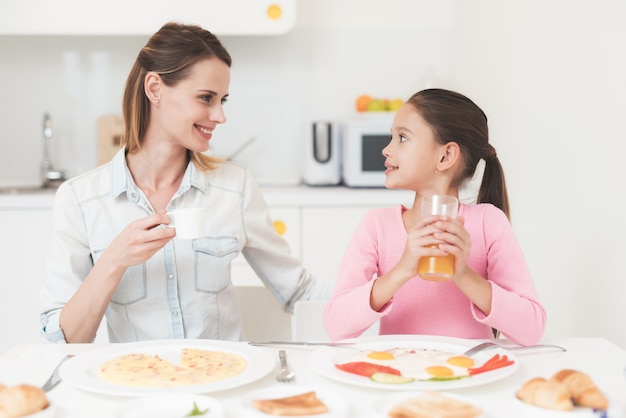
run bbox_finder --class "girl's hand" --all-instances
[371,214,451,311]
[395,215,451,279]
[100,213,176,269]
[431,215,472,278]
[431,216,492,314]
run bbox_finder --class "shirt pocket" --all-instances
[193,236,239,293]
[92,249,148,305]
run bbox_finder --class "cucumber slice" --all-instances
[370,372,415,384]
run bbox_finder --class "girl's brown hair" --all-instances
[407,88,510,218]
[121,22,232,171]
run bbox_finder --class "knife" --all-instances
[41,355,73,392]
[248,341,355,347]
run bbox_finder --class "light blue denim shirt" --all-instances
[40,150,319,343]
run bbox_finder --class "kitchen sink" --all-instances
[0,186,58,195]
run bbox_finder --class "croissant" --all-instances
[551,369,608,411]
[0,384,49,418]
[515,377,574,411]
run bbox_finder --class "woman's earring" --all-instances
[155,98,159,104]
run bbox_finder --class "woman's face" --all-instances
[156,57,231,153]
[382,103,444,191]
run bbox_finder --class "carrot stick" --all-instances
[468,354,514,375]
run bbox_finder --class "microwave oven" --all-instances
[341,114,395,188]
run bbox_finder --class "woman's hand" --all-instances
[100,213,176,269]
[60,213,175,343]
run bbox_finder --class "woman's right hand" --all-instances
[60,213,175,343]
[101,213,176,269]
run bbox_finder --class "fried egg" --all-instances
[340,348,474,380]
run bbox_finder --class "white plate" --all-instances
[240,385,349,418]
[59,339,276,397]
[372,391,488,418]
[308,335,519,391]
[118,393,224,418]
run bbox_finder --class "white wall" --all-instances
[1,0,625,348]
[448,0,626,348]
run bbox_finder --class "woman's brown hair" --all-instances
[121,22,232,171]
[407,88,510,218]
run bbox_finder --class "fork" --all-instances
[463,341,567,357]
[276,350,295,383]
[41,354,74,392]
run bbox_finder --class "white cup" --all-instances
[166,208,206,239]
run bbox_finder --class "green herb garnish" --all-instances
[185,401,209,416]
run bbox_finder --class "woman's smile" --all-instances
[195,124,214,139]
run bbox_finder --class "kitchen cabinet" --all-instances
[0,209,53,354]
[0,0,296,36]
[230,206,301,287]
[301,206,374,297]
[0,207,109,354]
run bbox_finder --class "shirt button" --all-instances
[168,274,174,279]
[173,311,179,317]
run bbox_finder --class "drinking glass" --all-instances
[417,194,459,281]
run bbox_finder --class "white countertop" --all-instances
[0,336,624,417]
[0,185,415,209]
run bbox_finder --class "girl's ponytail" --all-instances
[478,150,510,219]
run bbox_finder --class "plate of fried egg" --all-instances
[308,335,519,391]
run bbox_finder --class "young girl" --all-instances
[323,88,546,346]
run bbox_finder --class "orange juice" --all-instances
[417,247,455,281]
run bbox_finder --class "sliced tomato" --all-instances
[335,361,401,377]
[467,354,515,376]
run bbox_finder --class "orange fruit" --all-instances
[355,95,372,112]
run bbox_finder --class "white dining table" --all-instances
[0,337,625,418]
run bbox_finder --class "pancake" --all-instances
[99,348,247,388]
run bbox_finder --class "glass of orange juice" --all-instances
[417,194,459,281]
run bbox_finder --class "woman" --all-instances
[40,22,320,343]
[323,88,546,346]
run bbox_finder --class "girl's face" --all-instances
[156,57,231,153]
[382,103,445,192]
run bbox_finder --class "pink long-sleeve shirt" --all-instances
[323,203,546,346]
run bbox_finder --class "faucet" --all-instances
[41,113,66,188]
